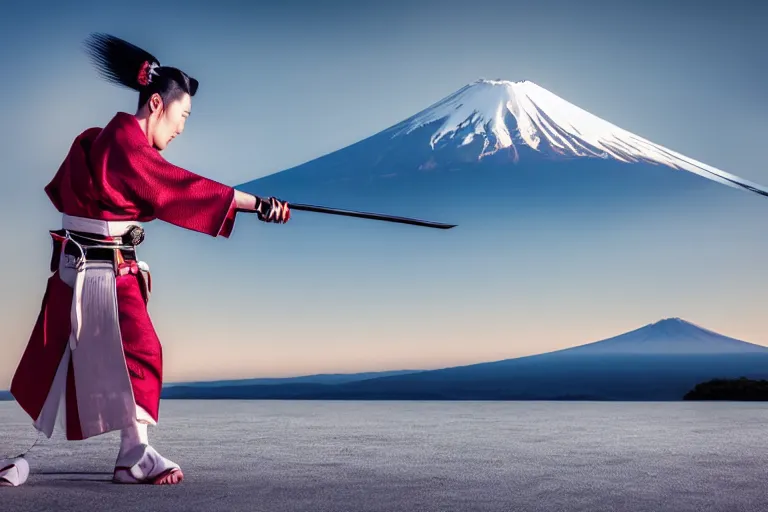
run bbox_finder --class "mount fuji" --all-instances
[159,318,768,401]
[240,79,768,224]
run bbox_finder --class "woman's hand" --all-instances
[256,196,290,223]
[233,189,290,223]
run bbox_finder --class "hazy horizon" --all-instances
[1,0,766,386]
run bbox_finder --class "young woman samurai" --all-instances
[1,33,290,486]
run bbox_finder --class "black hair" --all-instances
[83,32,198,110]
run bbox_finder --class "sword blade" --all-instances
[288,203,456,229]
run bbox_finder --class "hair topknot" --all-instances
[83,32,198,108]
[83,33,161,91]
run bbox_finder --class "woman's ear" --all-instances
[149,93,163,113]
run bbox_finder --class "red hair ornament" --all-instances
[137,61,158,86]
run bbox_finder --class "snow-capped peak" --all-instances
[394,79,768,196]
[557,317,768,355]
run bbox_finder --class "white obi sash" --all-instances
[62,214,142,237]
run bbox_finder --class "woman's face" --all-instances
[148,92,191,151]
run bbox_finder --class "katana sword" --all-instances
[288,203,456,229]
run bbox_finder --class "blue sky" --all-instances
[1,0,766,384]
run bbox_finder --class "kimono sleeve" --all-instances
[112,143,238,238]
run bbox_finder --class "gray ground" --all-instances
[1,400,766,512]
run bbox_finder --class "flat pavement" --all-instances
[2,400,767,511]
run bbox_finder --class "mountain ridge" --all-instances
[163,317,767,389]
[162,317,768,396]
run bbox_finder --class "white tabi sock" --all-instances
[117,420,149,468]
[0,457,30,487]
[113,421,182,484]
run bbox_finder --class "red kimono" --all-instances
[10,112,239,440]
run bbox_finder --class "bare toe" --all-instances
[154,468,183,485]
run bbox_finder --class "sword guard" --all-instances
[123,225,145,246]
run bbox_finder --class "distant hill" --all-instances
[161,318,768,401]
[684,378,768,401]
[163,369,424,388]
[0,391,11,401]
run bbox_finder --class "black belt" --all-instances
[49,228,140,272]
[65,244,137,261]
